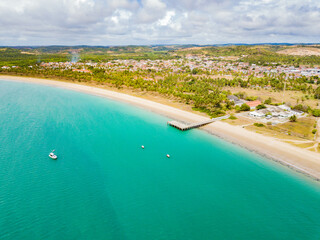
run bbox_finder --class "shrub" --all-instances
[292,104,310,113]
[270,102,282,106]
[240,103,250,111]
[254,123,264,127]
[245,96,257,101]
[312,109,320,117]
[264,97,272,104]
[289,115,297,122]
[229,115,237,120]
[312,129,317,134]
[256,104,266,110]
[235,92,246,99]
[191,68,199,75]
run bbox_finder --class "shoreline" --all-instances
[2,75,320,181]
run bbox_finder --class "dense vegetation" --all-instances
[1,44,320,117]
[0,48,67,66]
[0,65,230,117]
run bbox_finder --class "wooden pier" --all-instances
[167,115,229,131]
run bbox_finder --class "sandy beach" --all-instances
[2,75,320,180]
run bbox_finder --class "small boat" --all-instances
[166,154,170,158]
[49,150,58,160]
[141,145,145,149]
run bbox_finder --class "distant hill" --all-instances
[1,44,320,66]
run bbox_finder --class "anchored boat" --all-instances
[49,150,58,160]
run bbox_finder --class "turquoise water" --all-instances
[0,80,320,240]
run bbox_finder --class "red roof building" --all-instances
[246,100,261,109]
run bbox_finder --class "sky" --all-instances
[0,0,319,46]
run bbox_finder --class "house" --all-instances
[279,112,293,119]
[227,95,239,102]
[246,100,262,109]
[227,95,247,106]
[249,111,265,118]
[290,109,304,116]
[234,99,247,106]
[278,104,291,111]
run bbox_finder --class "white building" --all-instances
[249,111,265,118]
[278,105,291,111]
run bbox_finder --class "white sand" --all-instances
[2,75,320,180]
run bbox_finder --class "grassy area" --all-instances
[224,87,320,109]
[245,125,304,141]
[271,117,316,140]
[244,116,317,143]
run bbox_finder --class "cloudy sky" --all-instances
[0,0,319,46]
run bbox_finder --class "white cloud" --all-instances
[0,0,319,45]
[158,11,175,26]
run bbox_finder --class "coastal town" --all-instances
[16,56,320,79]
[1,46,320,154]
[226,94,305,123]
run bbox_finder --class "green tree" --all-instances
[312,109,320,117]
[264,97,272,104]
[289,115,297,122]
[256,104,266,110]
[191,68,199,75]
[240,103,250,111]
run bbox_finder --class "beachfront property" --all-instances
[248,104,304,121]
[249,111,265,118]
[246,100,262,109]
[227,95,262,109]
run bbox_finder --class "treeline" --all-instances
[2,64,320,117]
[0,47,181,64]
[0,48,67,66]
[80,52,179,62]
[0,66,231,117]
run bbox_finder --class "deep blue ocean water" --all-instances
[0,79,320,240]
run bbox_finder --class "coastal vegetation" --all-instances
[247,117,317,140]
[1,44,320,147]
[0,48,68,66]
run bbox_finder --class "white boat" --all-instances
[49,150,58,160]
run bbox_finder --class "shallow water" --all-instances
[0,79,320,240]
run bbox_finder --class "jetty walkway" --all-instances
[167,115,229,131]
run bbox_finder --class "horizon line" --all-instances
[1,42,320,48]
